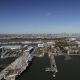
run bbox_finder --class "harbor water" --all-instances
[0,57,17,72]
[9,54,80,80]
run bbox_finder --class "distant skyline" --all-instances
[0,0,80,34]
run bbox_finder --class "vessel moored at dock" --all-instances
[0,46,35,80]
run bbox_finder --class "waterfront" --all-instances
[16,54,53,80]
[16,54,80,80]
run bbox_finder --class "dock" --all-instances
[45,52,58,77]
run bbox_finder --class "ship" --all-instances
[0,46,34,80]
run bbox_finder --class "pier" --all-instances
[0,36,80,80]
[45,52,58,77]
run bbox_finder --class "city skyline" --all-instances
[0,0,80,34]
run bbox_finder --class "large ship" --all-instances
[0,46,34,80]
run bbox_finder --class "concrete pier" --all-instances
[45,52,58,77]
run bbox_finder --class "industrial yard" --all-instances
[1,0,80,79]
[0,34,80,80]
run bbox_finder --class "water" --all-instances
[0,57,17,65]
[0,57,17,72]
[55,55,80,80]
[16,55,80,80]
[16,54,53,80]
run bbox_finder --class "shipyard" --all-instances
[0,0,80,80]
[0,34,80,80]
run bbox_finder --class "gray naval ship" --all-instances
[0,46,34,80]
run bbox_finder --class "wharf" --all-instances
[45,52,58,77]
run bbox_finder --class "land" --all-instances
[0,34,80,80]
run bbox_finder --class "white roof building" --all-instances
[47,41,55,45]
[69,38,76,41]
[1,45,21,49]
[38,44,44,47]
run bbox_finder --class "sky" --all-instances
[0,0,80,34]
